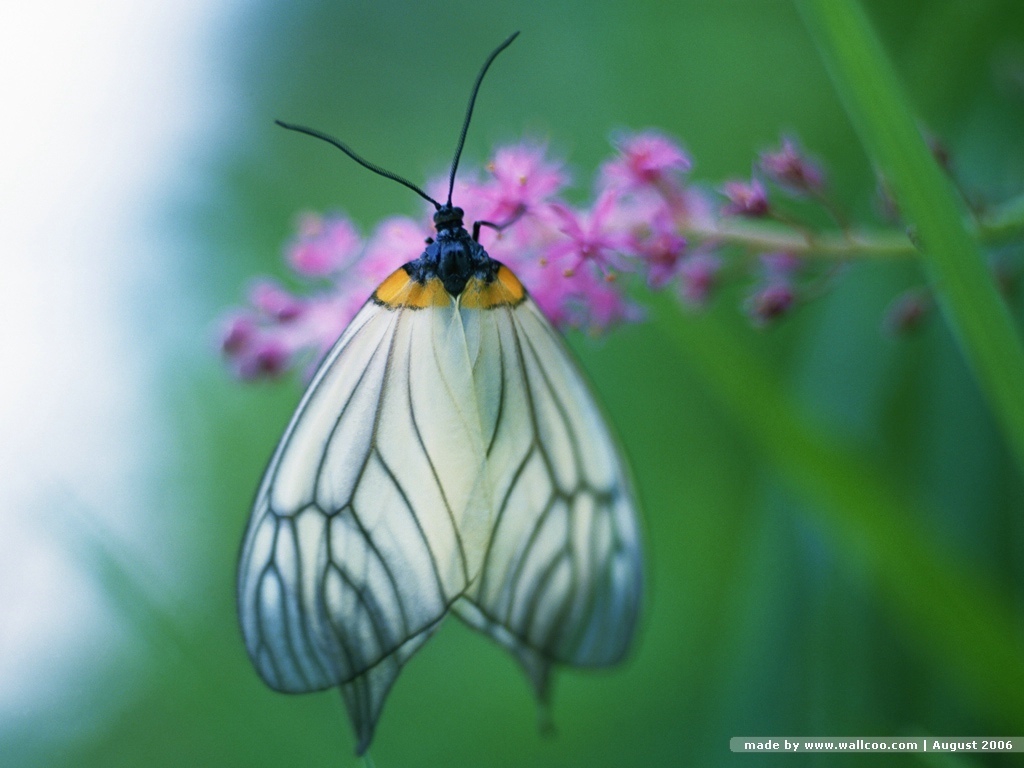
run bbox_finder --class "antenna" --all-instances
[446,31,520,206]
[275,120,442,209]
[275,32,520,212]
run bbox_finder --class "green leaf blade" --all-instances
[797,0,1024,475]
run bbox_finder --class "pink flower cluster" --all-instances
[220,131,829,379]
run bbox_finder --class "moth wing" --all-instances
[456,295,643,699]
[238,293,486,753]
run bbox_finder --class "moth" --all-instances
[237,32,643,755]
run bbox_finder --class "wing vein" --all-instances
[374,453,448,605]
[404,320,470,586]
[268,308,383,508]
[485,323,506,457]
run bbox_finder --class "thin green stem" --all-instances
[687,218,908,258]
[682,190,1024,259]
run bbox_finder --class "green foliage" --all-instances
[798,0,1024,475]
[657,294,1024,729]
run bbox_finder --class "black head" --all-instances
[433,205,465,233]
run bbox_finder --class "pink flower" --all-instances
[485,141,568,219]
[674,186,717,230]
[639,230,687,288]
[759,137,825,194]
[221,313,257,356]
[619,201,687,288]
[287,213,363,277]
[248,279,305,321]
[480,209,560,268]
[426,174,491,227]
[602,130,691,192]
[517,260,579,328]
[241,338,291,379]
[518,260,641,333]
[220,133,716,382]
[746,252,801,326]
[721,179,769,217]
[547,188,630,275]
[745,281,796,326]
[220,284,366,381]
[361,216,429,283]
[295,291,365,360]
[575,270,644,331]
[678,251,722,308]
[219,312,296,380]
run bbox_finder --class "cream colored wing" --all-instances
[456,296,643,699]
[237,297,487,754]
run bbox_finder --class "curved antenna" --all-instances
[446,31,520,206]
[275,120,442,210]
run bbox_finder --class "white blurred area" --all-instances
[0,1,233,735]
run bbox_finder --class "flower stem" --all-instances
[684,191,1024,259]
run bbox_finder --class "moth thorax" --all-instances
[437,237,475,296]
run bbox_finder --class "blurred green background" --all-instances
[5,0,1024,766]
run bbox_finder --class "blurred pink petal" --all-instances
[548,188,630,274]
[745,280,796,326]
[721,179,769,217]
[287,213,363,276]
[361,216,429,283]
[602,130,691,192]
[678,251,722,308]
[486,141,569,218]
[248,279,305,321]
[759,137,825,194]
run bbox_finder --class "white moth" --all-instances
[236,32,642,755]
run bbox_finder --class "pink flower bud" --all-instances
[721,179,769,217]
[246,340,290,379]
[883,288,931,336]
[248,280,304,321]
[759,137,825,195]
[221,314,256,355]
[746,281,795,326]
[678,251,722,308]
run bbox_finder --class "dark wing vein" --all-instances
[404,321,470,585]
